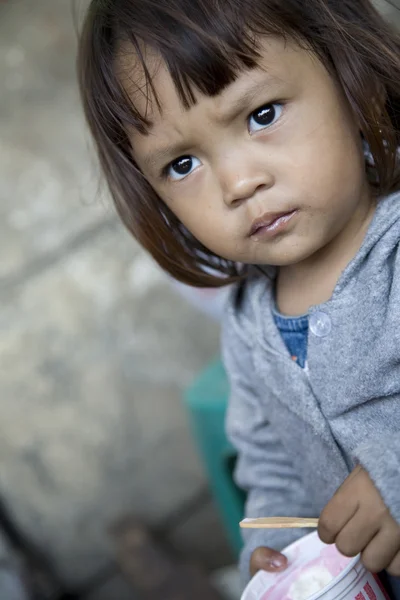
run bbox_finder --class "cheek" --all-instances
[175,201,239,259]
[285,92,363,194]
[173,194,212,225]
[186,211,217,242]
[291,127,364,208]
[159,188,220,245]
[153,172,224,236]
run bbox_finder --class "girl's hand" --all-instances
[318,465,400,576]
[250,546,288,577]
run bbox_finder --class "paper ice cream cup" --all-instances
[241,531,390,600]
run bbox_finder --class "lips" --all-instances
[249,210,297,237]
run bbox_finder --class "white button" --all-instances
[309,311,331,337]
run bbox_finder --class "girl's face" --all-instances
[129,37,372,267]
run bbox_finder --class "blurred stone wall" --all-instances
[0,1,230,596]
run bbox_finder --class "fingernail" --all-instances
[269,558,285,568]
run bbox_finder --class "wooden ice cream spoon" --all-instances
[240,517,319,529]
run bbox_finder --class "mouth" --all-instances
[249,209,298,239]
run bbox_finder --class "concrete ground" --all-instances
[1,1,399,599]
[0,1,233,598]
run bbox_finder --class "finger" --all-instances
[334,508,381,557]
[387,550,400,577]
[318,468,362,544]
[250,547,288,576]
[318,498,358,545]
[361,525,400,574]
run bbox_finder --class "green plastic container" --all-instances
[184,359,245,556]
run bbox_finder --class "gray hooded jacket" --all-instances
[222,192,400,588]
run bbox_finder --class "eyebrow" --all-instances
[216,74,283,125]
[141,73,283,173]
[141,140,193,173]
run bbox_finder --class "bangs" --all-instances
[82,0,295,135]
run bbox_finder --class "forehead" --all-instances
[116,43,159,126]
[119,37,320,126]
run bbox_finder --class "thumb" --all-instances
[250,546,288,577]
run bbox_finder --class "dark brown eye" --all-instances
[171,156,192,175]
[168,155,201,180]
[248,103,283,133]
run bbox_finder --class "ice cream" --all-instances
[288,566,333,600]
[260,544,352,600]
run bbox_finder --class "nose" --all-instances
[218,150,275,207]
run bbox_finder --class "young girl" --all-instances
[78,0,400,596]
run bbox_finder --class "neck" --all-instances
[276,190,377,316]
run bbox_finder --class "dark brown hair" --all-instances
[78,0,400,287]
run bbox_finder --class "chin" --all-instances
[261,245,318,267]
